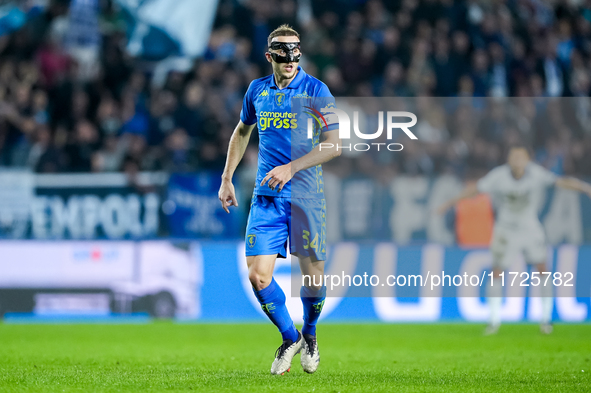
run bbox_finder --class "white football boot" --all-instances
[483,323,500,336]
[270,331,303,375]
[540,322,553,335]
[300,334,320,374]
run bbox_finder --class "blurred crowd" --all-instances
[1,0,591,178]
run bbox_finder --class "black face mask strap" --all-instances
[268,42,301,63]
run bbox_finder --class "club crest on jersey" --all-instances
[275,92,285,106]
[247,234,256,248]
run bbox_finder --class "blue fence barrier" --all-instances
[2,240,589,322]
[200,242,591,322]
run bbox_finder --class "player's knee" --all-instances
[248,269,272,291]
[303,277,324,292]
[536,262,548,273]
[492,267,503,278]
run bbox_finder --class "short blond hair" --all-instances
[267,24,300,46]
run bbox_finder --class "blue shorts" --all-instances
[245,195,326,261]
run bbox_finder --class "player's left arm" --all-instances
[555,176,591,198]
[260,129,341,191]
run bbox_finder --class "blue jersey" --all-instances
[240,66,337,199]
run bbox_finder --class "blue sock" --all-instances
[253,278,298,342]
[300,285,326,336]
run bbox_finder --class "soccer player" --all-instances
[218,25,341,374]
[439,145,591,335]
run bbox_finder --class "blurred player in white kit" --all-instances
[439,145,591,335]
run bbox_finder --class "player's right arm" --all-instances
[436,182,479,215]
[218,120,255,213]
[219,80,258,213]
[437,167,500,214]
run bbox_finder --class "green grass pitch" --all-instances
[0,323,590,392]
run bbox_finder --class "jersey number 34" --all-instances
[303,230,319,252]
